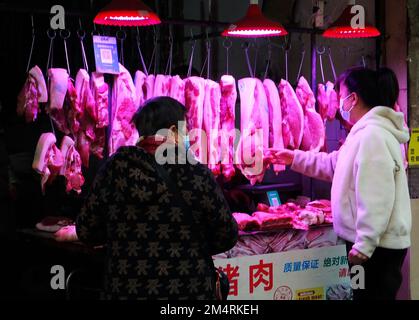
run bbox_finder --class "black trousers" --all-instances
[346,242,407,301]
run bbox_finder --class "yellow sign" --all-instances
[408,129,419,166]
[295,287,324,300]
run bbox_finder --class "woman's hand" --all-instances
[264,149,295,166]
[348,248,369,265]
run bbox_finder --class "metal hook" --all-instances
[223,38,232,49]
[136,26,141,42]
[284,34,292,51]
[168,26,174,44]
[26,14,36,72]
[77,29,86,40]
[77,18,86,40]
[60,29,71,40]
[316,45,326,55]
[189,28,194,41]
[91,22,100,37]
[328,46,337,81]
[241,42,250,50]
[30,14,35,36]
[242,42,254,78]
[116,29,127,40]
[47,28,56,39]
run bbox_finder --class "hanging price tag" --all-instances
[408,129,419,167]
[267,191,281,207]
[93,36,120,74]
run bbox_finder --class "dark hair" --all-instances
[377,67,400,107]
[131,97,186,137]
[335,67,379,109]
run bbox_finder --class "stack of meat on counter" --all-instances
[18,62,340,193]
[233,199,332,233]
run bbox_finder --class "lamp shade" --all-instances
[222,4,287,38]
[94,0,161,27]
[323,5,380,38]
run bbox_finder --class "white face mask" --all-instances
[339,94,355,122]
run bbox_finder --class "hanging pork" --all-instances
[46,68,71,134]
[184,76,206,163]
[169,75,185,105]
[134,70,146,108]
[143,74,155,101]
[75,69,95,167]
[263,79,285,174]
[318,81,339,122]
[17,65,48,122]
[203,79,221,176]
[91,72,109,129]
[154,74,171,97]
[90,72,109,159]
[60,136,85,194]
[109,64,139,156]
[235,78,270,185]
[296,76,325,152]
[219,75,237,181]
[278,79,304,150]
[32,133,64,194]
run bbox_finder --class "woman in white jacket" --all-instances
[267,67,411,300]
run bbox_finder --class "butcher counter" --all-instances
[14,225,350,300]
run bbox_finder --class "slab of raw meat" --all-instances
[154,74,171,97]
[90,72,109,160]
[134,70,146,108]
[109,64,139,155]
[66,78,82,135]
[169,75,185,105]
[46,68,70,134]
[90,127,106,160]
[296,77,325,152]
[219,75,237,181]
[255,80,270,150]
[184,76,206,162]
[318,81,339,122]
[252,211,294,231]
[17,65,48,122]
[203,79,221,176]
[235,78,269,185]
[233,213,260,232]
[278,79,304,150]
[91,72,109,128]
[263,79,285,174]
[32,133,64,194]
[143,74,155,102]
[75,69,95,167]
[60,136,85,194]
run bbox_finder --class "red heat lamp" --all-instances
[222,0,287,38]
[94,0,161,27]
[323,2,380,39]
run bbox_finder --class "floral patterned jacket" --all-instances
[76,146,238,300]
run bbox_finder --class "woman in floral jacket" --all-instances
[76,97,238,300]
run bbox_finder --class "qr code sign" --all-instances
[100,49,113,64]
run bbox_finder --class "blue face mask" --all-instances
[339,94,355,123]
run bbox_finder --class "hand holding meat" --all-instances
[265,149,295,166]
